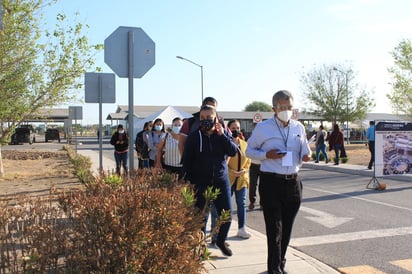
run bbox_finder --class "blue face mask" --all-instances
[172,126,181,134]
[154,125,163,131]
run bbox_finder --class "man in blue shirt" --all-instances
[366,120,375,170]
[246,90,311,274]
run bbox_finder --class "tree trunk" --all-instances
[0,145,4,177]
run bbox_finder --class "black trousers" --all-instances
[259,173,302,274]
[368,141,375,168]
[248,163,261,204]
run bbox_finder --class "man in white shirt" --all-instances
[246,90,311,274]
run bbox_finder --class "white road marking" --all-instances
[306,186,412,212]
[291,226,412,247]
[300,206,353,228]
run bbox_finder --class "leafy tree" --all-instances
[300,64,375,125]
[387,39,412,116]
[0,0,102,143]
[244,101,272,112]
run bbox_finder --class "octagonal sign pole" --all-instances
[105,26,155,172]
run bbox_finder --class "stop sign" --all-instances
[104,26,155,78]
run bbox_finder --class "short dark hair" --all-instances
[370,121,375,125]
[228,119,240,128]
[200,105,216,113]
[117,124,124,129]
[202,97,218,107]
[172,117,182,123]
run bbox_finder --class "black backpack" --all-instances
[135,130,149,158]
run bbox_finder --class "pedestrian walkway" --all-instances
[76,149,117,176]
[77,149,340,273]
[204,219,338,273]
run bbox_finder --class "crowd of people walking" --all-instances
[109,91,372,273]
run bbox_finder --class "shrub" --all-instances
[63,145,94,184]
[332,157,349,163]
[0,169,207,273]
[102,173,123,186]
[311,151,325,161]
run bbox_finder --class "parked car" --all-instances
[45,128,61,143]
[10,125,36,145]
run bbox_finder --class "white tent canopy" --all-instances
[133,105,193,133]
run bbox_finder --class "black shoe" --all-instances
[315,161,319,163]
[248,202,255,210]
[367,166,372,170]
[216,241,232,256]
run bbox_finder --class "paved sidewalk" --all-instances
[204,219,339,273]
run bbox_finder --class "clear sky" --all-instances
[44,0,412,125]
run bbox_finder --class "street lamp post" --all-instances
[333,67,350,144]
[176,56,203,104]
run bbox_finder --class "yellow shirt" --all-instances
[228,138,251,190]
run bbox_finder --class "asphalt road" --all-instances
[4,136,412,273]
[246,168,412,273]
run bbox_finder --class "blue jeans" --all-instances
[315,143,328,162]
[209,202,218,242]
[231,184,247,228]
[194,179,232,245]
[334,144,342,164]
[114,151,128,175]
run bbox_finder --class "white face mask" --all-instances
[118,130,125,134]
[277,110,293,123]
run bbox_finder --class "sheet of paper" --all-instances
[308,135,316,144]
[282,151,293,166]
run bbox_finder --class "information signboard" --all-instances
[374,121,412,177]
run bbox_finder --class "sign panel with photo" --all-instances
[375,121,412,177]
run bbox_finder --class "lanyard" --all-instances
[275,118,289,149]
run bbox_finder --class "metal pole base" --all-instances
[366,177,386,190]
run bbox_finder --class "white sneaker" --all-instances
[237,227,251,239]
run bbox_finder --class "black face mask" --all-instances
[231,130,240,138]
[199,119,215,132]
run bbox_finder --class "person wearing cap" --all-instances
[246,90,311,274]
[110,124,129,175]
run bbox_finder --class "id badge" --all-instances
[282,151,293,167]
